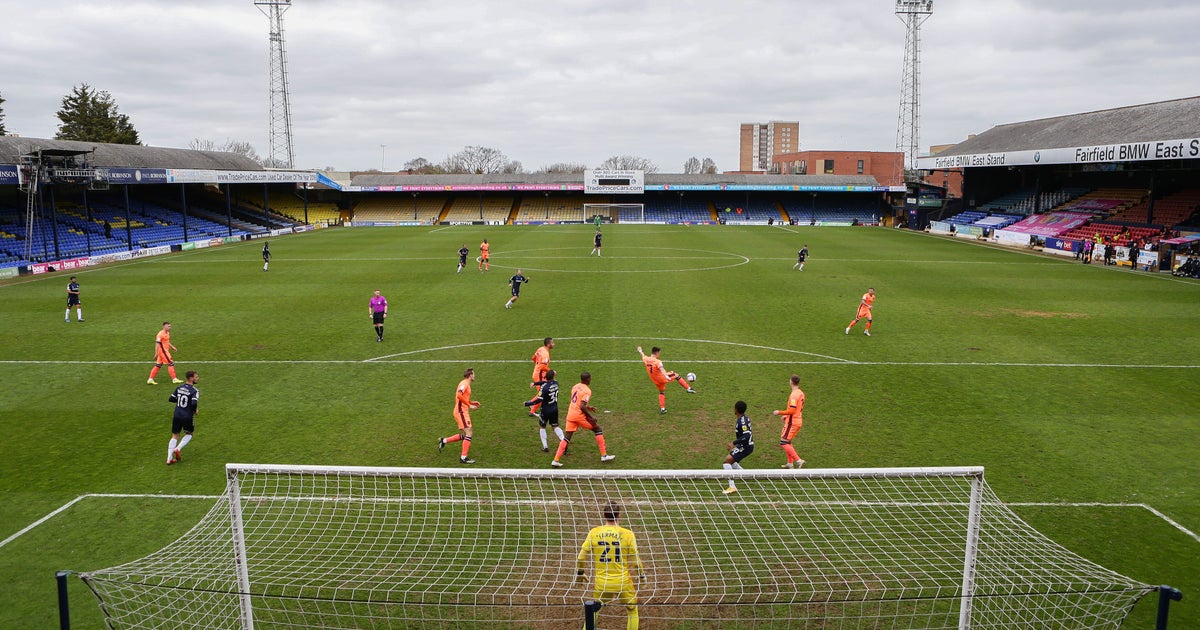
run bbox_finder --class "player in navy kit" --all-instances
[525,368,566,452]
[457,244,470,273]
[166,371,200,465]
[721,400,754,494]
[505,269,528,309]
[65,276,83,321]
[262,242,271,272]
[591,230,602,256]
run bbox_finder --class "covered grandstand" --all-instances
[916,96,1200,270]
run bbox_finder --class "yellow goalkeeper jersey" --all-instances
[577,524,642,585]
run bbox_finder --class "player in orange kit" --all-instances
[527,337,554,417]
[636,345,695,414]
[845,287,875,336]
[147,321,182,385]
[772,374,806,469]
[439,368,481,464]
[478,239,490,271]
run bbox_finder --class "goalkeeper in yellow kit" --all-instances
[576,501,643,629]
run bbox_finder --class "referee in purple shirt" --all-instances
[369,290,389,342]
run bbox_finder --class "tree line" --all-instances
[0,86,720,174]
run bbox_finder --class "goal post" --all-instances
[584,203,642,224]
[76,464,1157,629]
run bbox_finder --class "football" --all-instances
[685,372,696,382]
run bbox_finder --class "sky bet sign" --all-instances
[916,137,1200,170]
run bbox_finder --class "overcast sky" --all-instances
[2,0,1198,172]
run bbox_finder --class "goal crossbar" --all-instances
[77,464,1154,629]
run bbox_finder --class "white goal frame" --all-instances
[584,202,643,224]
[77,464,1154,629]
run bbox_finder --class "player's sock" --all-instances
[378,325,383,340]
[65,308,71,321]
[178,434,192,452]
[167,438,178,462]
[461,437,471,458]
[783,444,801,464]
[732,462,744,470]
[595,434,607,456]
[553,426,565,441]
[444,434,462,444]
[677,378,691,390]
[554,438,569,461]
[539,428,548,450]
[168,366,177,380]
[626,606,638,630]
[77,308,83,320]
[799,263,804,270]
[658,393,666,408]
[149,366,160,379]
[864,322,872,332]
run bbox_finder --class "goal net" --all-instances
[584,203,642,224]
[78,465,1152,629]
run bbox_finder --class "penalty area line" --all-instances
[0,493,220,551]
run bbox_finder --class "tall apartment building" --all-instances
[739,121,800,172]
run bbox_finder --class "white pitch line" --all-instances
[2,359,1199,368]
[4,494,1194,550]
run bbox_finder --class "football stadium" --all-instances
[3,6,1200,629]
[2,97,1199,628]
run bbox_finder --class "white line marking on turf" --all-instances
[5,494,1194,549]
[368,336,852,363]
[0,493,219,550]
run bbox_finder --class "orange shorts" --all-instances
[566,416,597,432]
[155,352,173,366]
[454,413,472,431]
[856,307,871,320]
[780,420,801,442]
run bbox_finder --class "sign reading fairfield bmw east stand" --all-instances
[915,136,1200,170]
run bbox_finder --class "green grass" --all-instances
[1,225,1197,628]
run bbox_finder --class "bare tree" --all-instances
[441,146,522,174]
[537,162,588,174]
[683,157,701,174]
[190,138,263,164]
[598,155,659,173]
[701,157,719,174]
[403,157,446,174]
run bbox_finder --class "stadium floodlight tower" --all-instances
[255,0,296,169]
[895,0,933,180]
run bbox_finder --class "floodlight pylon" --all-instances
[255,0,295,169]
[895,0,933,180]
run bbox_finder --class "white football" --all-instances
[686,372,696,382]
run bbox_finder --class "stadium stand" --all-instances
[1110,189,1200,226]
[1051,188,1147,217]
[780,194,882,224]
[352,196,445,224]
[237,191,340,225]
[1057,223,1160,246]
[635,199,713,223]
[511,195,589,223]
[442,196,514,223]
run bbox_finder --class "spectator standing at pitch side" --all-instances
[65,276,83,322]
[369,290,388,342]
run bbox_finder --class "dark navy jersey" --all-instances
[169,383,199,421]
[458,247,469,261]
[798,247,808,261]
[262,244,271,261]
[509,274,528,292]
[529,379,560,414]
[67,281,80,296]
[733,414,753,447]
[594,233,602,246]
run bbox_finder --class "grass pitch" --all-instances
[0,225,1197,628]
